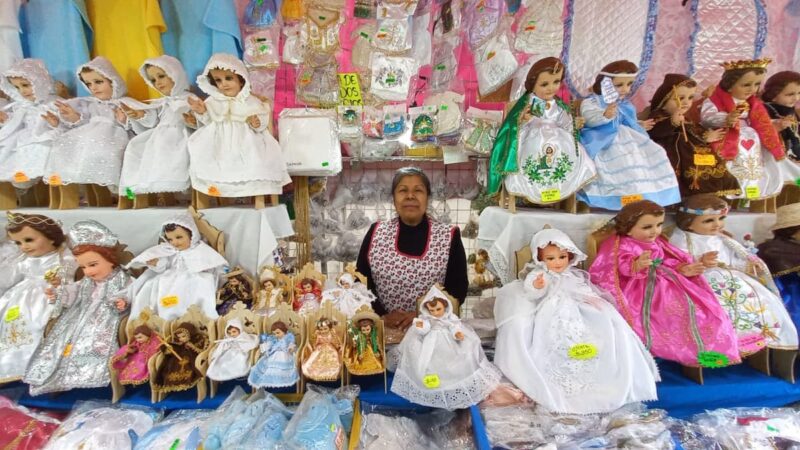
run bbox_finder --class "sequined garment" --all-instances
[301,330,342,381]
[23,269,131,395]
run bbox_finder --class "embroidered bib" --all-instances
[368,217,452,311]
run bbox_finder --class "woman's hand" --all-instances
[603,103,618,119]
[55,100,80,123]
[384,310,416,331]
[187,95,206,114]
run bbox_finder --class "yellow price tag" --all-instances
[207,186,221,197]
[693,154,716,166]
[63,343,72,357]
[541,189,561,203]
[423,374,440,389]
[568,343,598,360]
[160,296,179,308]
[13,172,29,183]
[4,306,20,322]
[745,186,760,199]
[48,174,62,186]
[621,194,643,206]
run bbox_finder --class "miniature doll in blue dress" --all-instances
[249,321,300,388]
[578,60,680,210]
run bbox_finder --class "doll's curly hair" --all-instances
[675,194,729,231]
[206,67,246,90]
[71,244,120,267]
[592,60,639,95]
[613,200,665,235]
[719,67,767,92]
[6,212,65,247]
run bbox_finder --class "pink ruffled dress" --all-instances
[589,235,740,367]
[111,336,161,385]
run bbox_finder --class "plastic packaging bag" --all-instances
[465,0,503,49]
[296,53,340,107]
[362,105,384,139]
[44,402,161,450]
[383,104,408,139]
[243,0,278,28]
[370,54,418,102]
[244,25,281,69]
[373,6,414,53]
[134,409,215,450]
[692,408,800,450]
[424,91,464,137]
[429,39,460,93]
[281,385,359,450]
[282,23,306,64]
[279,108,342,176]
[513,0,563,56]
[461,107,503,156]
[0,396,61,450]
[474,32,518,97]
[409,105,438,143]
[338,105,363,141]
[358,408,475,450]
[351,24,378,72]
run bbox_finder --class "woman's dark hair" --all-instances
[163,223,192,239]
[592,60,639,95]
[271,321,288,333]
[6,213,65,247]
[719,68,767,92]
[614,200,665,235]
[774,225,800,240]
[391,167,431,195]
[206,67,246,90]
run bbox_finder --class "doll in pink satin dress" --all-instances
[589,200,740,368]
[111,324,161,385]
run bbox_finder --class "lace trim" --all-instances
[391,359,501,410]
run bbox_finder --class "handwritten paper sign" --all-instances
[338,73,363,106]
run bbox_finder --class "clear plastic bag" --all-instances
[382,104,408,139]
[465,0,503,50]
[338,105,363,141]
[282,23,306,64]
[424,91,464,138]
[296,53,340,107]
[244,25,281,69]
[351,24,378,72]
[134,409,215,450]
[433,0,462,39]
[370,54,418,102]
[281,385,359,450]
[357,404,475,450]
[474,31,518,97]
[0,395,61,450]
[692,408,800,450]
[430,39,460,93]
[362,106,384,139]
[278,108,342,176]
[409,105,438,143]
[243,0,278,28]
[461,107,503,156]
[44,402,161,450]
[373,5,414,53]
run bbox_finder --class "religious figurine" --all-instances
[248,321,300,388]
[301,317,342,381]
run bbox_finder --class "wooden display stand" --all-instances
[109,308,168,403]
[0,182,16,210]
[48,184,80,209]
[197,301,260,398]
[17,182,49,207]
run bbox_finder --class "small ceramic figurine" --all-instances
[671,194,799,357]
[110,324,162,386]
[301,317,342,381]
[762,71,800,160]
[488,57,596,204]
[254,267,285,315]
[578,60,680,210]
[344,310,384,376]
[0,212,76,383]
[186,53,290,199]
[293,277,323,315]
[248,321,300,388]
[647,74,740,198]
[321,272,375,317]
[152,322,208,394]
[121,213,227,321]
[118,55,193,199]
[700,58,794,200]
[206,319,259,381]
[23,220,132,395]
[0,59,60,189]
[758,202,800,328]
[391,285,501,410]
[216,268,255,315]
[494,228,659,414]
[589,200,740,368]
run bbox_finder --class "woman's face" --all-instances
[662,85,697,115]
[627,214,664,243]
[612,76,635,98]
[773,82,800,108]
[729,71,764,99]
[81,70,113,101]
[393,175,429,225]
[540,245,570,273]
[688,213,726,236]
[532,70,562,101]
[76,250,115,281]
[8,226,56,257]
[145,65,175,96]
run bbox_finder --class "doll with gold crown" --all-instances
[391,284,501,410]
[487,57,596,205]
[494,227,659,414]
[700,58,798,201]
[0,212,77,383]
[23,220,132,395]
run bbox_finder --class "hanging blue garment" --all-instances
[160,0,242,82]
[19,0,93,94]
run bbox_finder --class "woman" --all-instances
[356,167,468,330]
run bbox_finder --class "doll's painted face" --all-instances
[263,280,275,290]
[8,226,57,257]
[662,85,697,116]
[209,69,243,97]
[80,70,114,101]
[532,70,562,101]
[273,328,285,338]
[539,244,570,273]
[175,329,190,344]
[339,279,352,289]
[302,282,313,293]
[773,82,800,108]
[359,322,373,334]
[227,326,240,338]
[627,214,664,243]
[165,226,191,251]
[76,250,116,281]
[229,277,241,287]
[688,213,726,236]
[424,299,447,318]
[133,332,150,344]
[728,70,765,100]
[8,77,35,101]
[318,322,330,333]
[612,76,635,98]
[145,65,175,96]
